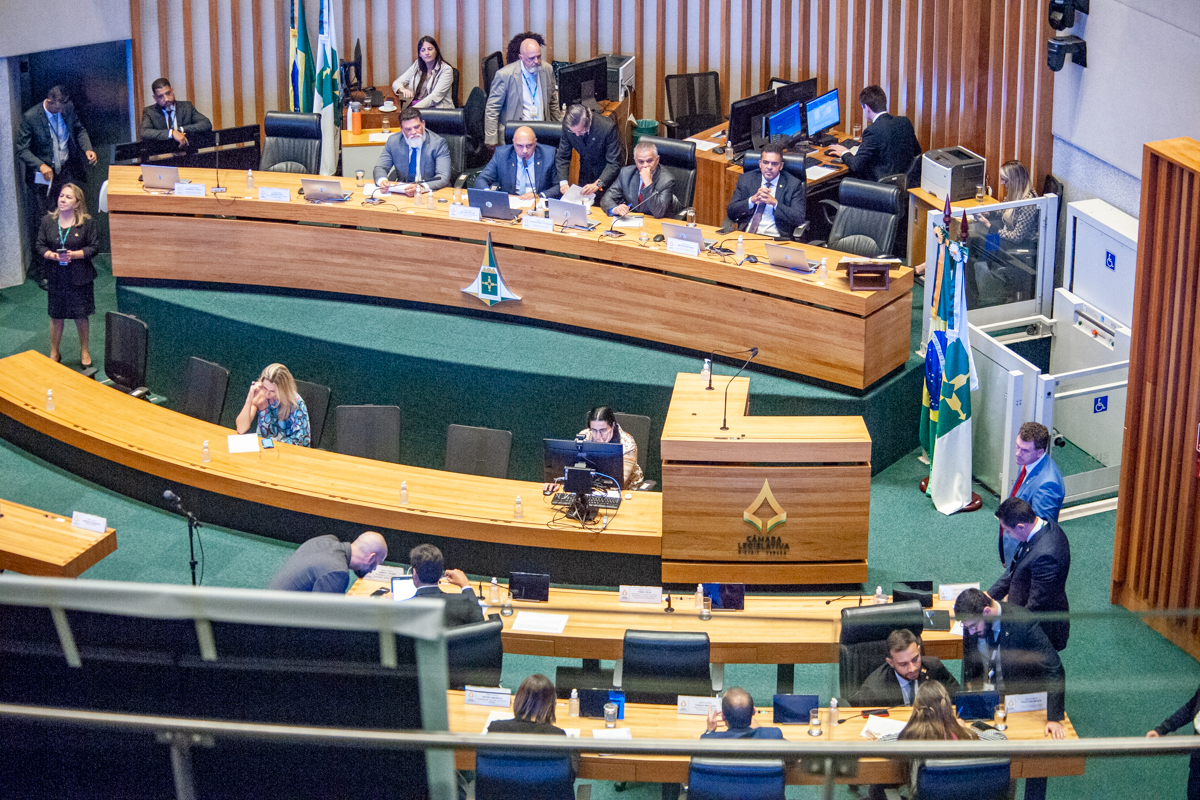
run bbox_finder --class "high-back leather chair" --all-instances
[481,51,504,95]
[613,412,654,490]
[293,379,332,448]
[838,600,924,700]
[445,424,512,479]
[616,630,715,704]
[103,312,150,398]
[177,356,230,425]
[334,405,401,463]
[639,135,696,215]
[663,71,723,140]
[259,111,322,174]
[421,108,470,179]
[446,618,504,690]
[504,120,563,151]
[815,178,903,258]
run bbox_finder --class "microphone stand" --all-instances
[706,347,758,390]
[165,490,202,586]
[601,186,664,238]
[211,129,226,194]
[825,592,864,606]
[720,347,759,431]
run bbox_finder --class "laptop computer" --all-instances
[300,178,351,202]
[390,575,418,601]
[141,164,182,192]
[660,221,716,249]
[546,198,597,230]
[508,571,551,602]
[468,188,522,220]
[765,242,818,272]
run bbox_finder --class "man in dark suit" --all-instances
[989,497,1071,651]
[829,85,921,182]
[409,544,485,628]
[556,104,622,200]
[373,107,452,195]
[725,142,806,238]
[600,140,677,219]
[138,77,212,147]
[701,688,783,740]
[1000,421,1066,565]
[853,629,960,707]
[474,125,561,199]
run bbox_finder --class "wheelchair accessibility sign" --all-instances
[1094,396,1108,413]
[1105,251,1116,271]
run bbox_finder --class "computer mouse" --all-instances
[825,148,838,157]
[653,233,665,243]
[712,145,726,155]
[744,254,758,263]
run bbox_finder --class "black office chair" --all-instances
[481,51,504,95]
[446,618,504,690]
[505,120,563,151]
[885,758,1012,800]
[838,600,924,701]
[334,405,401,463]
[460,86,491,176]
[340,39,363,94]
[811,178,902,257]
[293,379,331,448]
[451,65,462,108]
[639,135,696,218]
[475,750,577,800]
[177,356,229,424]
[728,151,810,241]
[613,412,655,491]
[880,153,924,261]
[663,72,723,140]
[422,108,470,179]
[101,312,150,399]
[616,630,715,704]
[687,758,786,800]
[445,423,512,479]
[259,111,322,174]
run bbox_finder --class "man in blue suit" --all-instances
[1000,422,1065,566]
[373,107,451,195]
[474,125,561,199]
[700,688,783,740]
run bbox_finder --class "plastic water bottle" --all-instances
[514,495,524,520]
[700,358,712,383]
[734,235,745,261]
[426,190,435,210]
[45,389,54,411]
[694,584,704,610]
[569,688,580,717]
[489,577,500,604]
[201,440,211,463]
[399,481,409,505]
[413,184,422,207]
[818,257,829,283]
[874,586,886,604]
[828,697,838,734]
[246,169,254,191]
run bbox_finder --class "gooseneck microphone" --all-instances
[825,592,864,606]
[706,347,758,390]
[720,347,759,431]
[602,186,665,237]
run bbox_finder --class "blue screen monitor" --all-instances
[767,101,803,140]
[543,439,624,487]
[805,88,840,136]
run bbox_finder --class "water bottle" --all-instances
[426,190,435,210]
[201,440,211,463]
[694,584,704,610]
[700,358,712,383]
[514,495,524,520]
[818,257,829,283]
[489,577,500,604]
[46,389,54,411]
[399,481,409,505]
[246,169,255,191]
[569,688,580,717]
[734,235,745,261]
[828,697,838,734]
[873,586,886,604]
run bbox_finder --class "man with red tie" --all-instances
[725,143,807,239]
[1000,422,1065,566]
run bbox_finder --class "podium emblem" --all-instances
[743,479,787,533]
[462,232,521,306]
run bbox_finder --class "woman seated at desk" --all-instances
[483,674,578,786]
[544,406,644,491]
[391,36,454,109]
[235,363,311,447]
[966,160,1040,307]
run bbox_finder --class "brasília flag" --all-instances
[462,233,522,306]
[920,216,978,514]
[289,0,315,114]
[313,0,340,174]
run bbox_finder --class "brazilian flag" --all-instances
[289,0,315,114]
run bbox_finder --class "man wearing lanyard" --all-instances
[138,77,212,147]
[474,125,562,199]
[483,36,562,146]
[1000,422,1065,566]
[373,107,452,195]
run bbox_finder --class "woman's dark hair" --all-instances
[586,406,618,431]
[414,36,445,98]
[506,32,546,64]
[513,674,557,724]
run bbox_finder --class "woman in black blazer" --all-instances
[35,183,98,368]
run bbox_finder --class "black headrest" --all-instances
[421,108,467,137]
[742,151,808,182]
[892,581,934,608]
[263,111,322,140]
[504,120,561,146]
[838,177,901,214]
[840,600,924,645]
[623,629,709,654]
[639,135,696,169]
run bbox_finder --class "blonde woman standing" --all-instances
[36,183,98,369]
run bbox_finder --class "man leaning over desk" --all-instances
[374,107,451,196]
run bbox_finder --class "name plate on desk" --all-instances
[618,585,662,604]
[666,238,701,257]
[677,696,721,716]
[938,582,980,601]
[258,187,291,202]
[465,686,512,707]
[174,183,206,197]
[522,215,555,232]
[71,511,108,533]
[449,204,482,222]
[1005,692,1048,713]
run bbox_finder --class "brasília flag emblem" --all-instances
[462,232,521,306]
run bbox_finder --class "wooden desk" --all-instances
[0,499,116,577]
[106,166,913,390]
[446,691,1084,785]
[907,187,999,268]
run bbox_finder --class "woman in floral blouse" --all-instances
[235,363,311,447]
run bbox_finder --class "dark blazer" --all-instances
[990,519,1071,651]
[414,584,485,628]
[474,142,562,197]
[556,113,622,191]
[600,164,677,218]
[726,169,806,236]
[139,101,213,141]
[373,129,452,191]
[700,725,784,739]
[487,717,578,777]
[960,602,1065,721]
[15,101,93,183]
[35,214,99,287]
[1002,454,1066,564]
[852,655,961,707]
[840,113,922,182]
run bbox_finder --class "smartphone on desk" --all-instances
[261,438,274,449]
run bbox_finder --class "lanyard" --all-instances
[58,224,72,248]
[522,69,540,103]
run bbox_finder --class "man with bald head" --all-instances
[701,687,783,739]
[484,36,562,146]
[267,531,388,593]
[474,125,562,199]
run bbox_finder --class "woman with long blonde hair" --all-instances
[995,160,1040,244]
[235,363,311,446]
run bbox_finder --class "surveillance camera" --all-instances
[1048,0,1089,31]
[1047,35,1087,72]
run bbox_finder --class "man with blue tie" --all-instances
[373,107,452,196]
[724,142,806,238]
[474,125,562,199]
[999,422,1065,566]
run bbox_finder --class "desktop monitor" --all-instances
[543,438,625,487]
[805,88,841,137]
[727,90,776,153]
[558,57,609,109]
[774,77,818,112]
[767,101,804,141]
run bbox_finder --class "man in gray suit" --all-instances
[483,36,562,146]
[139,77,212,147]
[600,140,678,219]
[373,107,452,195]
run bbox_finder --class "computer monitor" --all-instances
[767,101,803,142]
[543,438,624,486]
[558,57,609,110]
[805,88,841,138]
[727,90,776,154]
[775,77,818,112]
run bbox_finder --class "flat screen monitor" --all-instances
[558,57,609,109]
[805,88,840,137]
[774,77,818,112]
[543,438,624,486]
[727,90,775,153]
[767,101,803,140]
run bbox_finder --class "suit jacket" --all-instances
[413,584,485,628]
[1001,454,1066,565]
[600,164,677,219]
[701,725,784,739]
[852,656,961,707]
[474,142,562,197]
[960,602,1065,721]
[35,214,99,287]
[392,59,455,109]
[555,113,622,191]
[484,61,562,145]
[138,100,213,141]
[15,101,93,183]
[840,113,922,182]
[373,129,452,191]
[726,169,807,236]
[990,519,1071,651]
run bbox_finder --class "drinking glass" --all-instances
[685,207,697,227]
[808,708,823,736]
[700,597,712,620]
[355,170,365,187]
[604,702,618,728]
[852,123,862,140]
[994,704,1008,731]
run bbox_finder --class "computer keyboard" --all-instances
[804,156,820,169]
[552,492,621,510]
[839,138,861,147]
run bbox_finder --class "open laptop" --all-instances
[390,575,418,601]
[300,178,351,202]
[547,198,597,230]
[765,242,818,272]
[468,188,521,220]
[660,221,716,249]
[141,164,182,192]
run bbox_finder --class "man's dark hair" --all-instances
[151,77,172,93]
[760,142,787,160]
[953,588,992,618]
[996,496,1037,528]
[46,85,69,104]
[409,543,444,584]
[721,687,755,729]
[1018,421,1050,452]
[399,106,423,124]
[506,32,546,64]
[563,104,592,131]
[859,85,887,113]
[887,628,921,654]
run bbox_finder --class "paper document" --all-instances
[509,196,536,210]
[385,182,415,194]
[949,621,964,637]
[806,166,837,181]
[364,565,408,581]
[511,611,569,634]
[560,185,586,204]
[33,170,52,186]
[226,433,261,454]
[592,728,632,739]
[686,137,721,152]
[861,715,908,740]
[367,132,390,143]
[612,214,644,229]
[481,710,515,733]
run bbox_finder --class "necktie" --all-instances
[902,679,913,705]
[638,183,645,204]
[408,146,418,182]
[521,159,533,194]
[1013,541,1030,564]
[999,465,1029,566]
[167,108,177,131]
[747,180,771,234]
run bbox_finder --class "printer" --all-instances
[921,146,986,203]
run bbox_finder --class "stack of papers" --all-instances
[861,715,908,740]
[685,138,722,152]
[806,165,837,181]
[592,728,633,739]
[511,612,570,634]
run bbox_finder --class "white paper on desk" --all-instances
[592,728,632,739]
[386,182,414,194]
[1005,692,1048,713]
[560,185,586,204]
[71,511,107,533]
[511,611,569,633]
[481,709,515,733]
[807,165,837,180]
[364,565,408,581]
[509,196,536,210]
[861,715,908,740]
[612,214,644,229]
[949,621,964,637]
[367,132,391,143]
[685,137,721,152]
[939,582,980,602]
[226,433,261,454]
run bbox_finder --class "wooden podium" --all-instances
[659,373,871,585]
